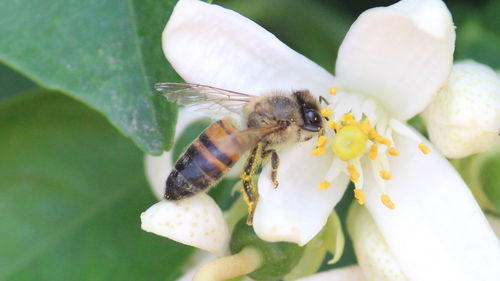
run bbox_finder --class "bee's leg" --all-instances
[240,143,263,225]
[262,149,279,188]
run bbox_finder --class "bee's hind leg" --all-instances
[240,144,263,225]
[262,148,279,188]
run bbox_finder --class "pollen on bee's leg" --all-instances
[369,144,378,160]
[317,181,331,190]
[347,164,360,183]
[418,142,431,154]
[329,87,337,95]
[354,188,365,205]
[379,170,392,180]
[388,147,399,156]
[381,194,395,209]
[316,135,329,147]
[321,107,333,117]
[312,146,327,156]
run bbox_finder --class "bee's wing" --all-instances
[155,82,254,118]
[213,123,286,155]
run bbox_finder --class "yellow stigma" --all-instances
[388,147,399,156]
[381,194,396,209]
[419,142,431,154]
[354,188,365,205]
[331,126,368,161]
[317,181,331,190]
[369,144,378,160]
[379,170,392,180]
[312,146,326,156]
[347,164,360,183]
[329,87,337,95]
[327,120,340,131]
[321,107,333,117]
[316,135,328,147]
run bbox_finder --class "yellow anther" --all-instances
[347,164,360,183]
[241,175,251,181]
[354,188,365,205]
[381,194,396,209]
[419,142,431,154]
[317,181,331,190]
[368,128,378,138]
[359,119,372,135]
[320,107,333,117]
[316,135,328,147]
[332,126,368,161]
[388,147,399,156]
[329,87,337,95]
[379,170,392,180]
[311,146,326,156]
[327,120,341,131]
[369,144,378,160]
[341,112,354,124]
[374,136,392,146]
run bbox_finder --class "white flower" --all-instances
[142,0,500,279]
[422,60,500,158]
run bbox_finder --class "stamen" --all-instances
[321,107,333,117]
[374,136,392,146]
[347,164,360,183]
[329,87,337,95]
[341,112,355,125]
[379,170,392,180]
[311,146,326,156]
[316,135,328,147]
[317,181,331,190]
[354,188,365,205]
[388,147,399,156]
[419,142,431,154]
[359,119,372,135]
[327,120,341,131]
[369,144,378,160]
[381,194,396,209]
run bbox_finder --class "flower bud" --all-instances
[422,60,500,158]
[230,218,304,280]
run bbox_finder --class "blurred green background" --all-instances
[0,0,498,280]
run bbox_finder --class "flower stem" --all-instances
[193,247,262,281]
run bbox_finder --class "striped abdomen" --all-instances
[165,119,242,200]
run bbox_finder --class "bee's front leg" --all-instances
[240,143,263,225]
[262,148,279,188]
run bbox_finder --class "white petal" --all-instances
[362,131,500,281]
[145,110,209,199]
[141,195,230,256]
[163,0,336,96]
[348,204,408,281]
[296,265,366,281]
[422,60,500,158]
[253,140,349,245]
[336,0,455,120]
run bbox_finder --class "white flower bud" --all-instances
[141,195,230,256]
[422,60,500,158]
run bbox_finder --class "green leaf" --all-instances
[0,62,38,103]
[0,0,179,155]
[0,92,191,281]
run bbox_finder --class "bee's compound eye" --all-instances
[305,111,318,122]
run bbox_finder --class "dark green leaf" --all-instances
[0,62,38,103]
[0,0,179,154]
[0,92,191,281]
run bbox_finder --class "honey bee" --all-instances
[156,82,323,224]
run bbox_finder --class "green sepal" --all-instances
[230,219,304,281]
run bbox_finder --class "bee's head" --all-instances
[293,90,323,135]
